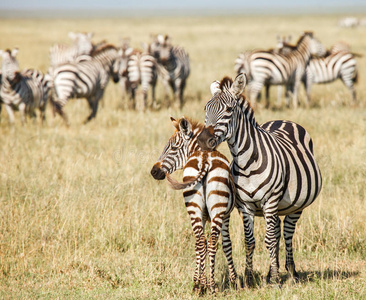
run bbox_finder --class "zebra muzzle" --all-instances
[150,163,166,180]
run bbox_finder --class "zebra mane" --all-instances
[219,77,233,91]
[296,31,313,46]
[91,43,117,57]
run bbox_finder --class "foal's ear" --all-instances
[230,73,247,97]
[210,80,221,96]
[170,116,179,130]
[179,117,192,138]
[11,48,18,58]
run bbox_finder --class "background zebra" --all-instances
[244,32,325,108]
[0,48,51,124]
[49,32,94,72]
[150,117,238,294]
[197,74,322,285]
[277,36,359,104]
[149,34,190,109]
[51,44,120,125]
[114,40,158,110]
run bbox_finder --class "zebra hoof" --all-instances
[245,270,255,288]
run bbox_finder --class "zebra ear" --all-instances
[179,117,192,138]
[88,32,94,39]
[68,32,76,40]
[11,48,18,57]
[210,80,221,96]
[231,73,247,97]
[157,34,165,44]
[170,116,179,130]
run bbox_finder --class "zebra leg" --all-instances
[266,215,281,284]
[240,210,256,286]
[276,85,283,108]
[207,223,220,294]
[263,212,281,284]
[265,83,270,109]
[4,104,15,125]
[151,83,158,109]
[19,102,26,125]
[85,93,102,123]
[284,211,302,281]
[221,215,238,288]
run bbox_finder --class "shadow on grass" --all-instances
[219,268,360,292]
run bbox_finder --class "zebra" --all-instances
[0,48,51,124]
[51,43,120,125]
[114,40,158,110]
[149,34,190,109]
[245,32,325,108]
[150,117,238,294]
[277,37,359,104]
[49,31,94,71]
[197,73,322,285]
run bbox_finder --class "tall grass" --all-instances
[0,14,365,299]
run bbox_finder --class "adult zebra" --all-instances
[49,32,94,72]
[277,38,359,104]
[51,44,120,125]
[197,74,322,284]
[246,32,325,108]
[151,117,238,294]
[0,48,51,124]
[114,41,158,110]
[150,34,190,109]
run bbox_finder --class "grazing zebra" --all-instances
[49,32,94,71]
[149,34,190,108]
[0,48,50,124]
[197,74,322,285]
[151,117,238,294]
[51,44,120,125]
[114,41,158,110]
[277,37,359,103]
[246,32,325,108]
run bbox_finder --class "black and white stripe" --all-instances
[197,74,322,284]
[277,38,358,103]
[0,48,51,124]
[151,117,237,294]
[114,42,158,110]
[150,34,190,108]
[49,32,94,71]
[245,32,325,108]
[51,44,119,124]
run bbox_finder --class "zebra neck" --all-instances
[162,54,177,72]
[228,101,264,170]
[288,38,311,66]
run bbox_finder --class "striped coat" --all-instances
[51,44,119,124]
[197,74,322,285]
[151,117,238,294]
[0,48,50,124]
[246,32,325,108]
[150,34,190,108]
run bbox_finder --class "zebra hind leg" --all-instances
[284,211,302,282]
[192,225,207,295]
[241,211,256,287]
[221,215,238,289]
[207,221,221,294]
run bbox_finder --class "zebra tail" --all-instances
[351,52,363,58]
[166,159,210,190]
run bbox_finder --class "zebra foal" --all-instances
[151,117,238,294]
[198,74,322,285]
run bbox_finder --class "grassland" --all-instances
[0,14,366,299]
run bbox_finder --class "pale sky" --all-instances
[1,0,365,12]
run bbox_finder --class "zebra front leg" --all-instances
[221,215,238,288]
[263,212,281,284]
[19,102,26,125]
[284,211,302,281]
[241,210,256,287]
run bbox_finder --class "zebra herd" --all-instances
[0,32,190,125]
[235,32,359,108]
[151,33,325,294]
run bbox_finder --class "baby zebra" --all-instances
[150,117,238,295]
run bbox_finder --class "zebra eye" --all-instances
[226,106,233,112]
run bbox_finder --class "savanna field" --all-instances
[0,14,366,299]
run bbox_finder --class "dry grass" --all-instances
[0,14,366,299]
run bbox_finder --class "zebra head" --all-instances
[151,117,199,180]
[155,34,172,64]
[197,73,247,151]
[0,48,20,82]
[68,31,94,56]
[302,32,326,57]
[112,46,134,83]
